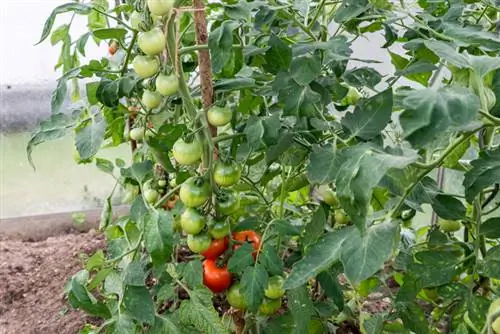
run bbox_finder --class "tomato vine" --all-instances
[29,0,500,333]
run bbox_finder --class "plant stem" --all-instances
[480,110,500,125]
[308,0,328,29]
[154,184,182,208]
[91,7,134,31]
[180,44,242,54]
[213,133,244,144]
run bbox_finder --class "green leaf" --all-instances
[95,158,114,174]
[342,67,382,89]
[122,286,155,325]
[148,316,181,334]
[443,138,470,168]
[290,55,322,86]
[463,148,500,203]
[479,245,500,279]
[123,261,145,286]
[130,197,148,222]
[399,86,480,148]
[265,34,292,74]
[277,78,322,117]
[92,28,127,40]
[214,78,256,92]
[424,40,469,68]
[342,88,393,140]
[179,288,230,334]
[287,286,314,334]
[114,314,137,334]
[228,244,254,274]
[181,259,203,288]
[408,250,460,286]
[285,227,354,290]
[240,264,268,312]
[479,218,500,239]
[76,32,91,56]
[37,3,91,45]
[209,20,239,73]
[52,79,68,114]
[130,160,154,183]
[26,113,74,169]
[272,219,302,237]
[51,24,70,45]
[389,52,435,86]
[361,313,385,334]
[244,116,264,149]
[266,132,294,163]
[303,204,328,249]
[308,144,418,229]
[441,22,500,51]
[340,220,399,284]
[96,79,120,107]
[317,269,344,311]
[259,244,285,276]
[144,210,173,268]
[69,276,110,318]
[395,302,429,334]
[334,0,369,23]
[75,119,106,160]
[431,194,466,220]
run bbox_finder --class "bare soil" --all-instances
[0,230,105,334]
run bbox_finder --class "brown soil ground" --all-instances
[0,230,105,334]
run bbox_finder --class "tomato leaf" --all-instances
[302,204,328,248]
[342,88,393,140]
[36,3,91,45]
[399,86,480,149]
[287,286,314,334]
[228,244,254,274]
[285,227,354,290]
[430,194,466,220]
[240,264,268,312]
[290,55,322,86]
[317,269,344,311]
[479,218,500,239]
[92,28,127,40]
[209,20,239,73]
[75,119,106,160]
[395,301,429,334]
[144,210,173,269]
[334,0,369,23]
[180,259,203,288]
[148,316,182,334]
[122,286,155,325]
[179,288,229,334]
[259,244,284,276]
[26,113,74,169]
[340,220,400,284]
[463,148,500,203]
[342,67,383,89]
[264,34,292,74]
[123,261,146,287]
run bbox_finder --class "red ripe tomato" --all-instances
[203,259,231,293]
[201,237,229,259]
[232,230,261,258]
[108,41,119,55]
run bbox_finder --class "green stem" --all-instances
[308,0,329,29]
[154,184,182,208]
[213,133,244,144]
[282,9,317,40]
[180,44,241,54]
[393,130,480,216]
[120,31,138,76]
[480,110,500,126]
[91,7,134,31]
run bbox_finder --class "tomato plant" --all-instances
[31,0,500,332]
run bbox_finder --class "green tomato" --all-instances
[173,214,182,233]
[215,190,240,216]
[180,207,206,235]
[142,90,162,109]
[439,219,461,232]
[129,128,145,141]
[258,298,281,316]
[227,283,247,310]
[334,210,350,225]
[489,299,500,315]
[129,11,143,30]
[422,288,438,301]
[264,276,285,300]
[138,28,166,56]
[132,55,160,78]
[492,318,500,334]
[172,138,203,165]
[147,0,174,16]
[179,177,211,208]
[158,180,167,187]
[187,233,212,253]
[207,106,232,127]
[144,188,159,204]
[156,74,179,96]
[208,220,230,239]
[213,161,241,187]
[317,185,338,207]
